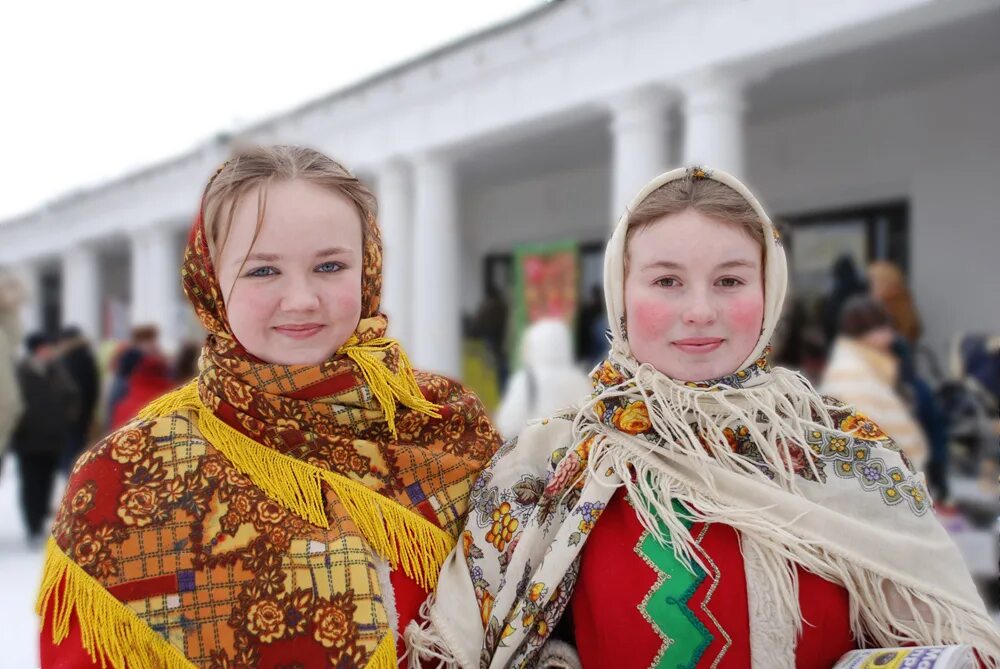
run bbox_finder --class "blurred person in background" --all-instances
[57,326,100,473]
[104,324,160,429]
[868,261,921,344]
[408,167,1000,667]
[576,285,609,369]
[820,295,928,471]
[0,268,25,473]
[11,332,79,546]
[495,318,592,440]
[172,339,202,383]
[37,145,501,668]
[867,260,951,502]
[471,279,510,389]
[108,350,175,431]
[822,254,867,349]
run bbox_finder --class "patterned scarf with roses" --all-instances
[406,167,1000,668]
[38,179,501,669]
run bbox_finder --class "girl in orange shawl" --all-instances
[37,145,501,668]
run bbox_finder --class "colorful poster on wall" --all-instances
[509,240,579,366]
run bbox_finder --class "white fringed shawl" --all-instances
[406,167,1000,668]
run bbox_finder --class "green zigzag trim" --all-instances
[637,500,713,669]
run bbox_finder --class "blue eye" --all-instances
[655,277,678,287]
[246,266,278,277]
[316,262,343,273]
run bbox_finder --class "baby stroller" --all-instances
[935,334,1000,478]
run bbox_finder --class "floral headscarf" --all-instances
[38,165,502,669]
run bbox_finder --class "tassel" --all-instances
[337,336,441,437]
[137,385,455,590]
[366,631,398,669]
[321,471,454,590]
[403,596,461,668]
[37,538,194,669]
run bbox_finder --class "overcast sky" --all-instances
[0,1,543,221]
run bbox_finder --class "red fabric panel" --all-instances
[573,489,667,668]
[795,568,856,667]
[689,522,752,668]
[390,568,431,658]
[572,489,857,668]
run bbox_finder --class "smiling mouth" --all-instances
[273,324,325,339]
[672,338,724,354]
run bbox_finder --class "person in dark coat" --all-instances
[12,332,80,543]
[822,254,867,348]
[57,326,100,473]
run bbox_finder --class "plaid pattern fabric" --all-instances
[47,190,501,667]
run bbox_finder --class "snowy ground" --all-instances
[0,457,995,668]
[0,457,51,669]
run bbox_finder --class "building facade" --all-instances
[2,0,998,377]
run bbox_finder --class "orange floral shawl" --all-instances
[38,184,501,669]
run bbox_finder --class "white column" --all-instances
[131,225,182,353]
[61,244,101,342]
[8,262,41,340]
[129,228,150,326]
[608,88,672,222]
[375,160,412,347]
[410,153,461,378]
[681,70,747,177]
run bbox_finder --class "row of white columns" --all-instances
[380,70,750,379]
[13,224,184,353]
[11,69,749,376]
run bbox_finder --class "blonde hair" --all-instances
[625,175,766,252]
[202,145,376,262]
[868,260,922,342]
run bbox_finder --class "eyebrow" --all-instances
[237,247,353,265]
[641,259,759,271]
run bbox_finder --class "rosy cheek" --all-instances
[232,291,274,326]
[627,298,676,339]
[334,289,361,314]
[725,294,765,333]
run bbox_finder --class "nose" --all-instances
[681,288,717,326]
[279,275,321,312]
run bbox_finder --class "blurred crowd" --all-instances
[0,271,198,546]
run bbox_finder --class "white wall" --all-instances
[460,163,610,312]
[748,63,1000,359]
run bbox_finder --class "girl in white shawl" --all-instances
[406,167,1000,668]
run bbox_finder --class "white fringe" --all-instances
[572,352,1000,666]
[402,595,459,669]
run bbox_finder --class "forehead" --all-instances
[627,209,762,267]
[226,179,362,251]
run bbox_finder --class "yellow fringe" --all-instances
[136,383,455,590]
[337,335,441,438]
[37,538,194,669]
[137,380,200,422]
[366,631,398,669]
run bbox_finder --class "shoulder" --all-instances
[480,416,578,487]
[823,401,919,474]
[53,410,209,558]
[414,370,497,423]
[76,409,203,473]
